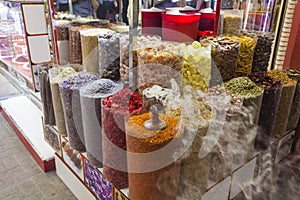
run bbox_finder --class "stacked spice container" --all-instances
[176,101,213,199]
[182,41,211,91]
[98,31,121,81]
[232,35,257,76]
[224,77,264,167]
[242,30,275,72]
[59,72,99,152]
[119,35,161,87]
[137,41,184,89]
[80,28,111,73]
[39,64,56,125]
[201,86,243,182]
[200,36,240,86]
[80,79,123,167]
[267,70,297,140]
[126,110,183,200]
[49,66,79,136]
[249,72,282,151]
[284,69,300,131]
[101,88,144,189]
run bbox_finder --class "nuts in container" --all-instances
[119,35,161,87]
[137,42,184,89]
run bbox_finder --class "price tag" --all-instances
[202,177,231,200]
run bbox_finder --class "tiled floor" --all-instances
[0,72,77,199]
[0,113,77,200]
[0,73,19,100]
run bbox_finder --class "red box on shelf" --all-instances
[162,12,201,42]
[199,12,216,31]
[141,9,163,36]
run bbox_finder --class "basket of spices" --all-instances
[268,70,297,139]
[69,24,95,64]
[182,41,211,91]
[102,88,144,189]
[200,36,240,85]
[243,30,275,72]
[233,35,257,76]
[80,79,123,168]
[223,9,243,36]
[137,42,184,89]
[224,77,264,163]
[39,64,56,125]
[249,72,282,151]
[119,35,161,87]
[284,69,300,131]
[126,109,183,200]
[98,31,121,81]
[49,66,78,136]
[80,28,111,73]
[59,72,99,152]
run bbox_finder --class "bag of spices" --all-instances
[223,9,243,36]
[233,35,257,76]
[69,24,96,64]
[182,41,211,91]
[137,41,184,89]
[80,79,123,168]
[39,64,56,125]
[59,72,99,152]
[285,69,300,131]
[126,112,183,200]
[224,77,264,163]
[268,70,297,139]
[200,36,240,85]
[119,35,161,87]
[249,72,282,151]
[243,30,275,72]
[102,88,144,189]
[98,31,120,81]
[80,28,111,73]
[49,66,79,136]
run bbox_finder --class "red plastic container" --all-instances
[199,12,216,31]
[141,9,163,36]
[162,12,201,42]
